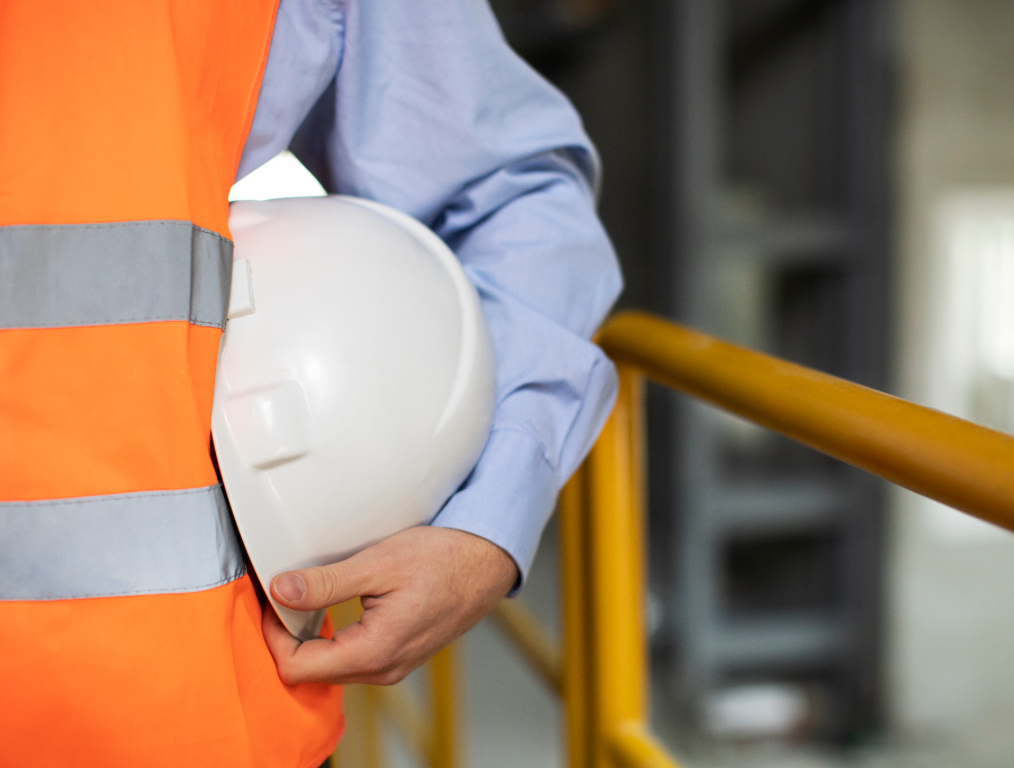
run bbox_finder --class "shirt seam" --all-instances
[485,424,556,473]
[555,353,613,473]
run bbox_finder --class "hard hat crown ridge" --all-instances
[212,195,496,639]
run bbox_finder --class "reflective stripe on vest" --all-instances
[0,485,244,600]
[0,222,233,330]
[0,2,343,764]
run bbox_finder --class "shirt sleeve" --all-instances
[296,0,623,590]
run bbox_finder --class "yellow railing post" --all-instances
[429,643,460,768]
[363,686,385,768]
[329,600,383,768]
[560,465,592,768]
[587,364,649,768]
[330,683,383,768]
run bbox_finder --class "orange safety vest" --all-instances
[0,3,343,766]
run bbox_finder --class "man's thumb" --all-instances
[270,558,366,611]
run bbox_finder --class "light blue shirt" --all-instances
[238,0,622,590]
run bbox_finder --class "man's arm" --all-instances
[264,0,621,684]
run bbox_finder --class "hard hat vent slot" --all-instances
[221,381,315,470]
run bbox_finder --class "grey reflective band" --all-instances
[0,220,233,330]
[0,485,246,600]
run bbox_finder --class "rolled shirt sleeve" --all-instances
[286,0,623,588]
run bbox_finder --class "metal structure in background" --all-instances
[490,0,894,740]
[330,310,1014,768]
[661,0,893,737]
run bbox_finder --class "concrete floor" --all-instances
[665,729,1014,768]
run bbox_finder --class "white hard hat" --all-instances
[212,196,496,640]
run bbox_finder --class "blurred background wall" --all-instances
[890,0,1014,737]
[489,0,1014,758]
[494,0,893,744]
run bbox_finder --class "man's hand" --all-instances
[262,526,519,686]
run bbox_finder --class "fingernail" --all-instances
[274,573,306,603]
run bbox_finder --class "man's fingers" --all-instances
[261,602,302,657]
[270,548,384,612]
[262,527,517,686]
[261,602,385,685]
[266,602,413,686]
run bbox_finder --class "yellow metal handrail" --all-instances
[334,309,1014,768]
[599,311,1014,529]
[489,600,562,695]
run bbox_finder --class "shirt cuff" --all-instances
[429,427,557,596]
